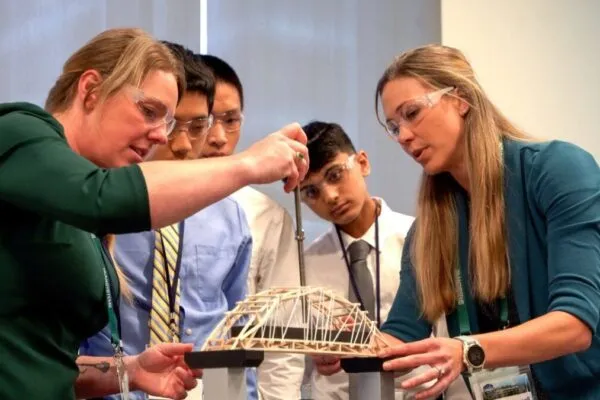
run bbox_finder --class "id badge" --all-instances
[468,365,537,400]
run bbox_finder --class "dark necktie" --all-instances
[347,239,375,321]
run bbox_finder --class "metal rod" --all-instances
[292,186,309,329]
[293,186,306,286]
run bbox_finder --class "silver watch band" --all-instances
[455,335,484,374]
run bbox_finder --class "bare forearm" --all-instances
[474,311,592,369]
[74,355,136,399]
[141,154,252,229]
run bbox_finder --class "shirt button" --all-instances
[185,328,193,336]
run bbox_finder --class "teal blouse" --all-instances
[382,139,600,399]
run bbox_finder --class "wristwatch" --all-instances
[455,336,486,374]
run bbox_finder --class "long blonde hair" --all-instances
[375,45,533,322]
[45,28,184,298]
[103,234,131,300]
[46,27,185,113]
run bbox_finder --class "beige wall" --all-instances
[442,0,600,158]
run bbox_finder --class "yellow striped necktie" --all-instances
[149,224,181,345]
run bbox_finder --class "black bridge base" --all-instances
[341,356,387,373]
[185,349,264,369]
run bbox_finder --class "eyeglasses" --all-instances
[129,87,176,135]
[300,155,355,203]
[170,115,214,141]
[384,86,454,139]
[212,110,244,133]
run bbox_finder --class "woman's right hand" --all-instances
[128,343,200,400]
[312,354,342,376]
[240,123,309,192]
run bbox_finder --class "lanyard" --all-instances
[94,234,129,397]
[455,264,508,335]
[94,236,122,351]
[335,201,382,327]
[157,221,185,326]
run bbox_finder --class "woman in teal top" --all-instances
[0,29,309,400]
[315,45,600,399]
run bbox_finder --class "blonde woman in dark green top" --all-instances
[0,29,309,400]
[315,45,600,399]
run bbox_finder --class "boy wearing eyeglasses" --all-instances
[80,42,257,400]
[197,55,305,400]
[298,121,428,399]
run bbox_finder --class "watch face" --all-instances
[467,345,485,367]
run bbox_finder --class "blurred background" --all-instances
[2,0,598,241]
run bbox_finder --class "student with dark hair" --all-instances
[81,42,257,400]
[198,54,304,399]
[194,55,244,158]
[162,42,215,111]
[197,55,243,109]
[299,121,427,399]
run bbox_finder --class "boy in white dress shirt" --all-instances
[300,122,472,400]
[299,121,415,399]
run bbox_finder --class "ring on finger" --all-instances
[434,365,446,378]
[295,152,304,160]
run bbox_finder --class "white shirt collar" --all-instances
[332,197,392,256]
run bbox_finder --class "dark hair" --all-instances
[197,54,244,110]
[161,41,215,111]
[302,121,356,173]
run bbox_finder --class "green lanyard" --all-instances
[93,234,129,397]
[101,259,122,351]
[93,235,122,351]
[455,265,509,335]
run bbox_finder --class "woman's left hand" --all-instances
[129,343,201,399]
[378,337,464,400]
